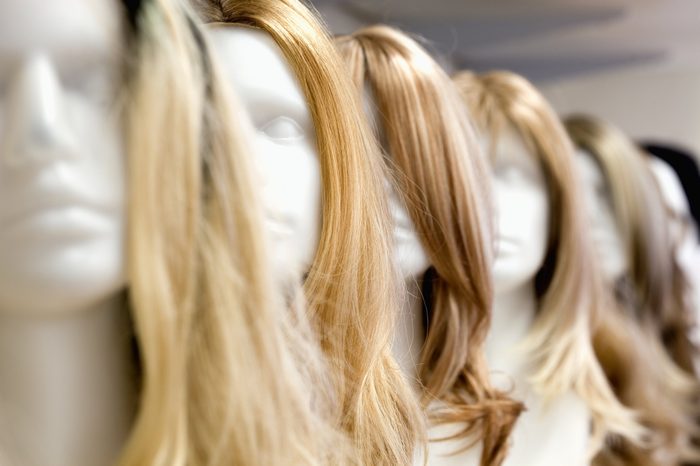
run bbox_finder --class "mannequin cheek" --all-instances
[255,140,322,280]
[294,179,322,275]
[395,232,430,280]
[492,183,550,291]
[588,201,627,281]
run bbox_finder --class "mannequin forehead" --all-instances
[207,27,308,112]
[487,125,543,178]
[576,150,606,190]
[0,0,123,68]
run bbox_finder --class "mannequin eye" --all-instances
[259,116,304,142]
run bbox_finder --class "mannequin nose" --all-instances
[2,55,73,166]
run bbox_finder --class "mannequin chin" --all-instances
[575,150,628,282]
[488,126,549,294]
[0,0,126,316]
[207,26,321,284]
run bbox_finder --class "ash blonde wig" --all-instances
[117,0,346,464]
[565,115,700,465]
[452,70,646,454]
[565,115,699,376]
[336,25,522,466]
[193,2,425,465]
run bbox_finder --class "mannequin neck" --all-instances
[487,282,538,379]
[0,295,137,466]
[393,274,426,390]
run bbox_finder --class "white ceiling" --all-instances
[311,0,700,82]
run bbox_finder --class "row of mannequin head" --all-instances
[0,0,697,465]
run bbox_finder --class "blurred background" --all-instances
[310,0,700,160]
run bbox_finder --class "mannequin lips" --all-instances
[495,236,519,256]
[2,189,116,227]
[264,210,294,238]
[0,162,121,226]
[1,198,117,242]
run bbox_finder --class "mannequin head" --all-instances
[338,26,521,464]
[195,3,424,465]
[574,149,627,281]
[643,143,700,238]
[0,0,347,463]
[565,115,699,375]
[362,81,430,280]
[648,157,700,285]
[387,175,430,280]
[0,0,125,315]
[488,124,550,294]
[566,115,700,463]
[454,70,644,452]
[206,26,320,284]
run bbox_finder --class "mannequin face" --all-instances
[0,0,126,315]
[575,150,627,281]
[388,179,431,280]
[362,84,429,280]
[648,157,699,277]
[207,27,321,282]
[487,126,550,294]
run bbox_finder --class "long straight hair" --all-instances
[452,70,646,455]
[118,0,347,464]
[565,115,700,465]
[336,25,522,466]
[192,2,425,465]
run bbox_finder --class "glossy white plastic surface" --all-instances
[207,26,322,284]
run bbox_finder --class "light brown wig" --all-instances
[192,2,425,465]
[453,70,646,456]
[336,25,523,466]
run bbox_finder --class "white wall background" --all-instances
[540,64,700,158]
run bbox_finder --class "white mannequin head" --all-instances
[648,157,698,260]
[388,181,431,281]
[487,125,549,294]
[362,82,430,281]
[207,26,321,283]
[0,0,126,315]
[575,149,627,281]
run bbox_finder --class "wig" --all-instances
[116,0,346,464]
[565,115,698,375]
[336,25,522,466]
[565,115,700,465]
[452,70,646,455]
[192,2,425,465]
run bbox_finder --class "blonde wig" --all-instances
[336,25,522,466]
[192,2,425,465]
[452,70,646,454]
[565,115,699,376]
[116,0,347,464]
[565,115,700,465]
